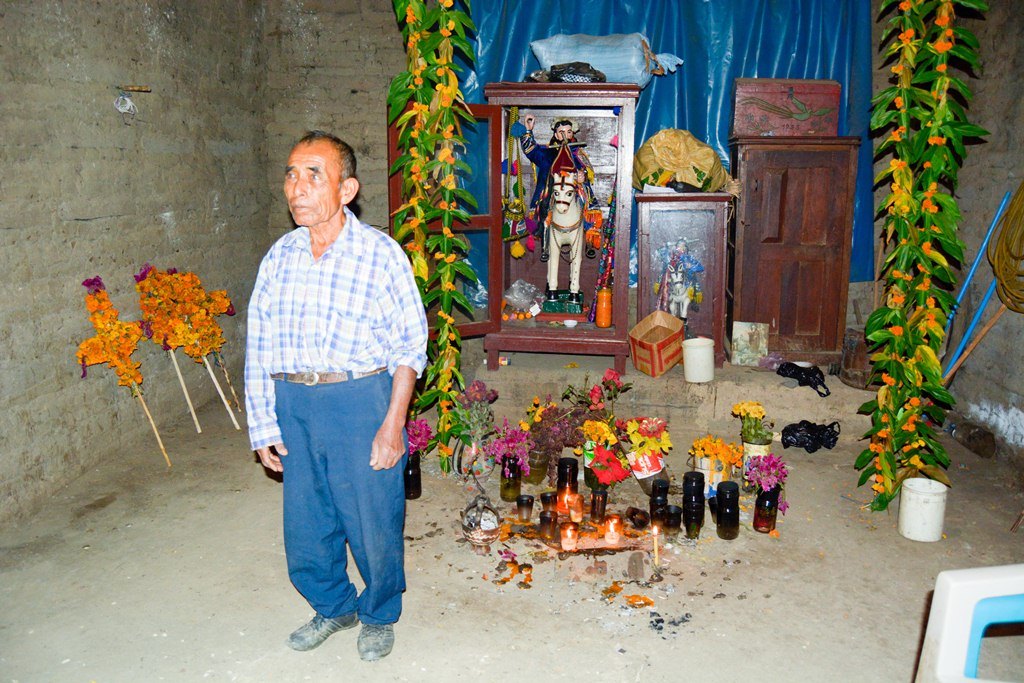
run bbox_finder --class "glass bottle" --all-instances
[500,460,521,502]
[590,489,608,524]
[404,452,421,500]
[664,504,683,537]
[683,496,704,539]
[650,494,669,526]
[716,481,740,540]
[753,487,781,533]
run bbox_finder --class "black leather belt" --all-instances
[270,367,386,386]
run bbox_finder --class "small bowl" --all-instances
[563,319,578,328]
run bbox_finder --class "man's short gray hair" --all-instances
[296,130,357,180]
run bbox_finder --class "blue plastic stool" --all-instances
[964,593,1024,677]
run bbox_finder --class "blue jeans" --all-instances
[274,373,406,625]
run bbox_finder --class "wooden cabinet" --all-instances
[483,83,640,374]
[728,136,859,364]
[636,192,731,367]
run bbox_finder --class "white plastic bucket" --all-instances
[683,337,714,383]
[898,478,948,542]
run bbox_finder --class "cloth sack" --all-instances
[530,33,681,89]
[632,129,731,192]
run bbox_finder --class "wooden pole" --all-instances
[169,350,202,433]
[136,391,172,468]
[214,351,243,412]
[204,356,241,430]
[943,303,1008,384]
[873,234,888,311]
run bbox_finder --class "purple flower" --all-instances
[486,418,534,477]
[81,276,105,294]
[133,263,154,283]
[166,267,178,275]
[498,549,517,563]
[745,453,790,513]
[80,358,88,379]
[458,380,498,408]
[226,303,236,316]
[406,419,433,455]
[138,320,154,339]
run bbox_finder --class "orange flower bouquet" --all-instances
[688,435,743,493]
[135,264,240,430]
[76,276,170,466]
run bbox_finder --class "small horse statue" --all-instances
[544,173,586,303]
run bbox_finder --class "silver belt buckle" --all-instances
[304,371,320,386]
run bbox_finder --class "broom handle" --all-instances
[943,304,1007,384]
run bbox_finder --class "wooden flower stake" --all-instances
[168,350,202,433]
[204,356,240,430]
[213,351,243,412]
[134,385,172,468]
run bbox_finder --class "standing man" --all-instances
[245,131,428,661]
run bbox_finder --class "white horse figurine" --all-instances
[545,173,585,302]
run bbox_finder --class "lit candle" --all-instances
[604,514,621,545]
[560,522,579,551]
[567,493,584,523]
[652,524,660,568]
[556,487,571,515]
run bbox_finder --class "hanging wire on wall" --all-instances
[943,180,1024,383]
[114,92,138,124]
[988,180,1024,313]
[112,85,150,125]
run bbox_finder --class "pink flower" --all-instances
[638,417,666,438]
[602,368,622,388]
[588,385,603,404]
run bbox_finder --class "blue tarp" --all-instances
[461,0,875,282]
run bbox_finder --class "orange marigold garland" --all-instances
[76,276,171,467]
[858,0,988,510]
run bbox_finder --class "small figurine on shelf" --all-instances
[656,238,704,321]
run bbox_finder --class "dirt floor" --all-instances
[2,350,1022,682]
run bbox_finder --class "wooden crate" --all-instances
[733,78,840,137]
[629,311,684,378]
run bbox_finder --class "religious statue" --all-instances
[656,239,704,320]
[514,115,600,305]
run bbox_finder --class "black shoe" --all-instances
[357,623,395,661]
[287,612,358,651]
[569,291,582,304]
[545,288,558,302]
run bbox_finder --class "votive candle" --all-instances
[567,493,584,523]
[604,514,621,544]
[560,522,579,551]
[516,494,535,522]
